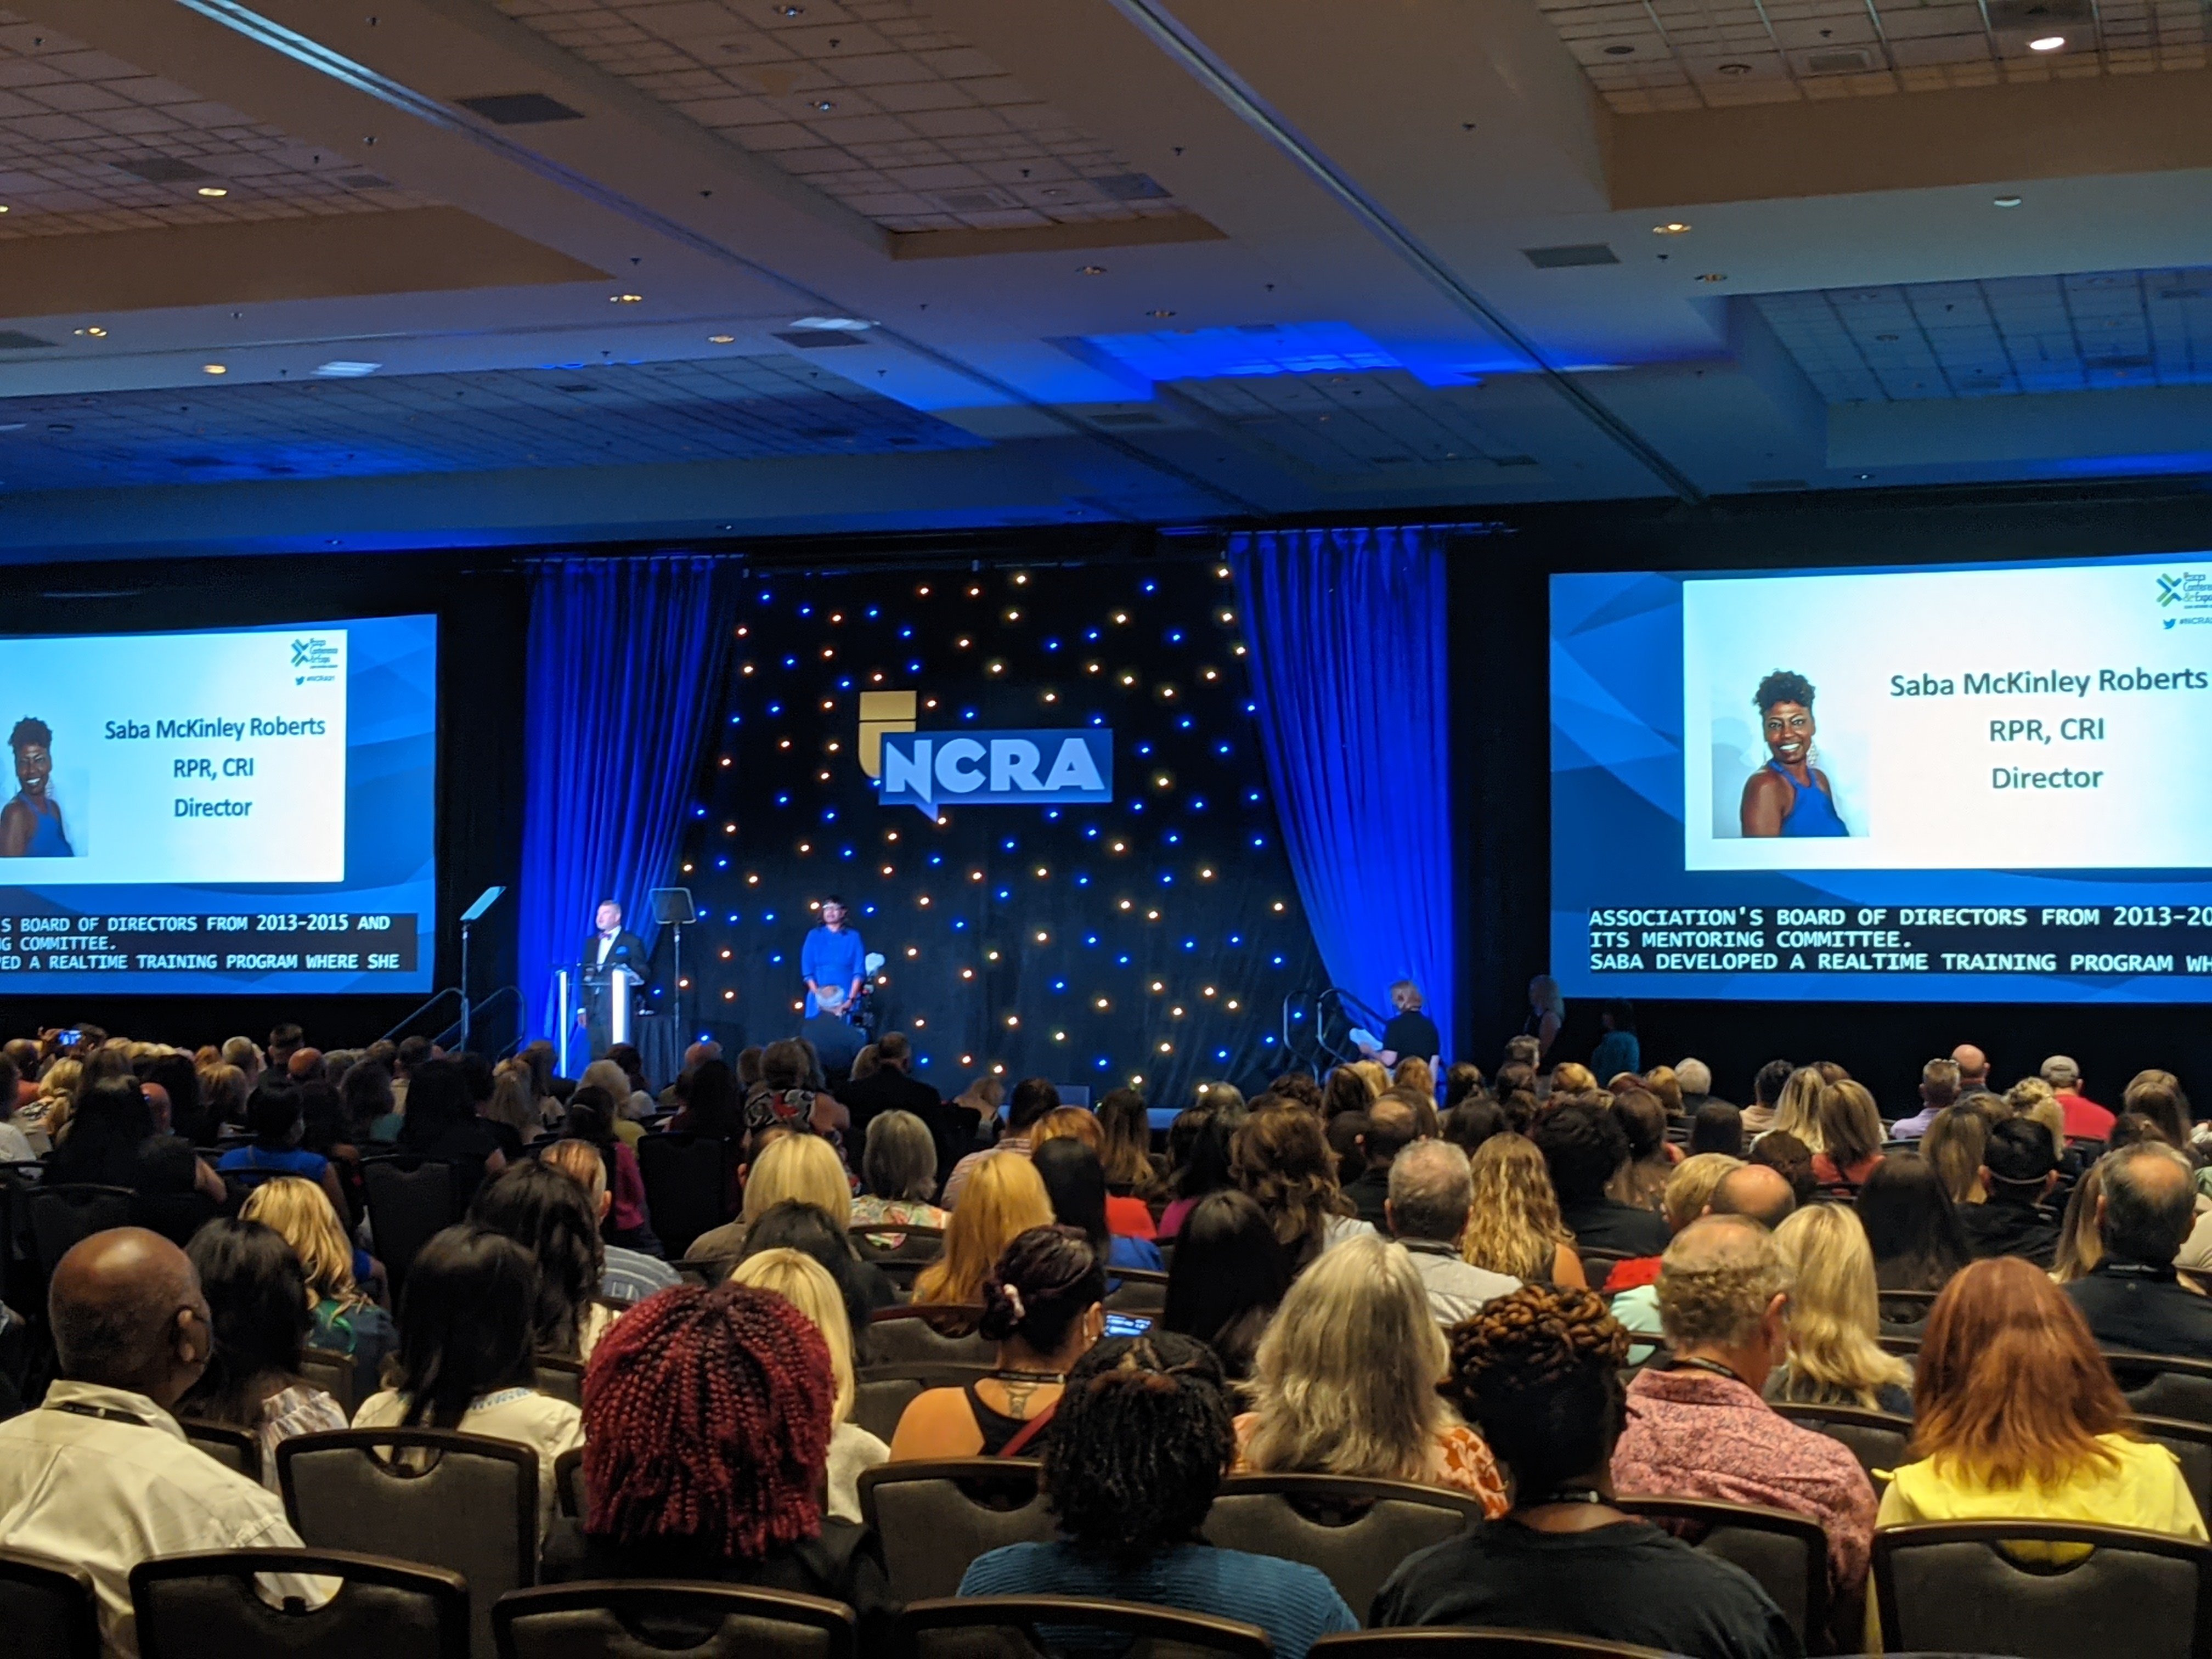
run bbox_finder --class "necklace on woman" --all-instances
[991,1367,1065,1416]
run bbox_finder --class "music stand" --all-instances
[650,887,697,1040]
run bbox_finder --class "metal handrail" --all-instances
[433,985,522,1054]
[380,986,462,1044]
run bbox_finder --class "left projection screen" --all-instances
[0,614,435,995]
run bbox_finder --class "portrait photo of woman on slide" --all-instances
[1740,670,1848,838]
[0,716,72,858]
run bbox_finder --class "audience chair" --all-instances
[857,1459,1052,1604]
[535,1355,584,1408]
[1572,1248,1633,1292]
[278,1427,537,1659]
[1874,1333,1921,1358]
[1612,1495,1829,1649]
[2113,1352,2212,1429]
[1876,1288,1938,1328]
[670,1257,723,1286]
[851,1223,947,1262]
[633,1132,731,1259]
[1769,1402,1911,1485]
[1873,1521,2212,1659]
[1310,1635,1671,1658]
[25,1183,134,1278]
[2136,1416,2212,1528]
[893,1595,1271,1659]
[854,1363,996,1447]
[129,1189,222,1251]
[358,1156,461,1296]
[130,1548,469,1659]
[299,1346,357,1417]
[496,1581,857,1659]
[1104,1266,1170,1313]
[0,1160,43,1306]
[865,1305,996,1367]
[554,1446,586,1520]
[178,1417,262,1484]
[0,1544,99,1659]
[1204,1474,1484,1618]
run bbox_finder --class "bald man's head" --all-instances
[2102,1145,2198,1267]
[1709,1163,1797,1229]
[50,1228,210,1407]
[1362,1096,1420,1164]
[1952,1044,1989,1086]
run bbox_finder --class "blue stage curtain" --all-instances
[1231,527,1458,1060]
[518,556,733,1046]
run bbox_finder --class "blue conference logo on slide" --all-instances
[2159,572,2212,627]
[879,728,1113,816]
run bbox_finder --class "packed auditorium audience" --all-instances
[5,1017,2212,1655]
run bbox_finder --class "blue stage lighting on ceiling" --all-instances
[693,805,707,817]
[900,627,913,639]
[1167,629,1183,644]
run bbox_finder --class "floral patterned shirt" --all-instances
[1230,1411,1509,1517]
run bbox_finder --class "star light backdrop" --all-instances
[668,558,1325,1104]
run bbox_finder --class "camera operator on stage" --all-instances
[580,898,648,1059]
[801,895,866,1077]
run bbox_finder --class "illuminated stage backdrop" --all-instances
[672,559,1326,1104]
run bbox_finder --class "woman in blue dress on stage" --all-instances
[1739,670,1847,838]
[0,717,71,857]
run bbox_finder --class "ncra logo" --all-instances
[857,691,1112,818]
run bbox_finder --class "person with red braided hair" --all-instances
[1371,1285,1799,1658]
[958,1333,1357,1659]
[544,1280,891,1638]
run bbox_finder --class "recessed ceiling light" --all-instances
[1994,195,2023,207]
[812,99,835,111]
[610,292,643,303]
[1717,61,1752,74]
[1148,308,1175,318]
[196,185,228,198]
[202,364,227,375]
[1696,272,1728,283]
[1653,221,1691,234]
[2028,33,2065,49]
[775,2,803,12]
[1079,264,1107,275]
[1603,43,1635,54]
[0,205,10,213]
[74,326,106,338]
[786,315,874,332]
[313,360,381,377]
[708,333,736,343]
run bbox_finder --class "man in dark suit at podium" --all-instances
[580,899,648,1059]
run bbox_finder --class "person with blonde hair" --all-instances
[1606,1153,1745,1356]
[911,1150,1055,1332]
[730,1246,888,1520]
[1390,1056,1436,1112]
[1769,1204,1914,1415]
[2123,1070,2193,1152]
[687,1130,854,1267]
[1235,1234,1506,1513]
[21,1055,80,1138]
[241,1175,398,1402]
[1549,1062,1596,1098]
[1763,1065,1827,1153]
[1525,974,1564,1062]
[484,1058,544,1148]
[1462,1133,1588,1288]
[1811,1079,1887,1190]
[1921,1105,1988,1206]
[541,1139,680,1305]
[1347,1060,1390,1099]
[1377,979,1441,1069]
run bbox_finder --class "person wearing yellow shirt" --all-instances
[1869,1256,2205,1650]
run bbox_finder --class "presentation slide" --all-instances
[0,614,436,996]
[1553,554,2212,1003]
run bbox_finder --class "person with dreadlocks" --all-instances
[1372,1285,1799,1657]
[958,1332,1357,1659]
[544,1280,891,1641]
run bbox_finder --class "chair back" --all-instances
[129,1548,469,1659]
[857,1459,1052,1604]
[894,1595,1271,1659]
[1874,1520,2212,1659]
[670,1257,721,1286]
[300,1347,357,1418]
[359,1157,461,1296]
[1105,1266,1170,1313]
[1309,1635,1671,1657]
[2137,1416,2212,1528]
[278,1429,537,1659]
[129,1190,221,1250]
[2115,1352,2212,1429]
[25,1184,134,1277]
[0,1545,98,1659]
[633,1132,731,1259]
[1203,1474,1484,1617]
[535,1355,585,1408]
[865,1305,995,1367]
[1768,1402,1912,1483]
[178,1417,262,1484]
[554,1447,588,1519]
[853,1363,994,1447]
[495,1581,857,1659]
[1613,1495,1828,1647]
[851,1222,946,1262]
[1573,1248,1631,1291]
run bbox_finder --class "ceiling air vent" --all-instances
[2158,287,2207,301]
[1984,0,2092,27]
[1803,48,1872,72]
[1090,173,1170,201]
[339,174,392,189]
[112,156,215,183]
[775,330,867,348]
[2087,354,2153,370]
[1746,478,1810,491]
[0,331,56,351]
[1523,244,1619,269]
[933,187,1022,213]
[458,93,584,125]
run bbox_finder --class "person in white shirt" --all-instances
[0,1228,324,1658]
[350,1223,582,1542]
[1385,1139,1521,1324]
